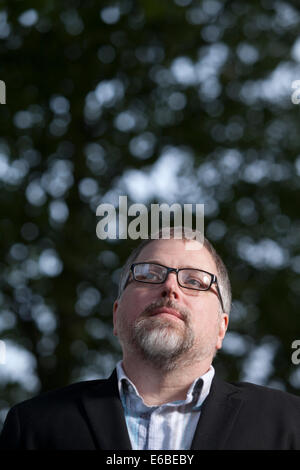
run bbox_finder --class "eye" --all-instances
[134,264,163,282]
[145,270,160,280]
[185,277,204,288]
[182,272,211,289]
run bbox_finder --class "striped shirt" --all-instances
[116,361,215,450]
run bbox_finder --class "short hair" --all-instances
[116,226,232,314]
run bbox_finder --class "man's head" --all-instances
[113,227,230,372]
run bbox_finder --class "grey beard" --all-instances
[131,309,195,372]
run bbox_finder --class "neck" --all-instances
[120,354,213,406]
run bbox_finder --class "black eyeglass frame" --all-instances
[126,262,225,313]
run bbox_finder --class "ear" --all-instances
[113,300,119,336]
[216,313,229,350]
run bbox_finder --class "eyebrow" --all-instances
[138,260,204,270]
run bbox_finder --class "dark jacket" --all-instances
[1,369,300,450]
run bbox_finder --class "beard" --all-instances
[116,299,203,372]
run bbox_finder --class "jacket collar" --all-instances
[80,369,132,450]
[80,369,244,450]
[191,375,244,450]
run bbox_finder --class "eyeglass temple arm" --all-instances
[213,278,225,313]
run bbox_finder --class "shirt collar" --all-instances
[116,360,215,409]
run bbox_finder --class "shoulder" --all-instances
[0,375,118,449]
[232,380,300,398]
[9,375,114,417]
[224,379,300,411]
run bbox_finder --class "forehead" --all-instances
[134,238,217,274]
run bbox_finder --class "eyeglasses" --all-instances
[126,262,225,312]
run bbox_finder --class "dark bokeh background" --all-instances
[1,0,300,429]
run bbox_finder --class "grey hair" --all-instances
[116,226,232,315]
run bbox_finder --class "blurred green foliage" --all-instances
[1,0,300,428]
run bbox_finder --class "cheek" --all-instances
[116,294,143,325]
[192,309,220,336]
[123,285,155,311]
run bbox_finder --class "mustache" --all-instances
[140,299,190,322]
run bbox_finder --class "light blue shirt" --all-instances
[116,360,215,450]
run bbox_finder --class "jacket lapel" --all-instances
[80,369,132,450]
[191,376,244,450]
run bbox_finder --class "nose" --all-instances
[160,271,181,300]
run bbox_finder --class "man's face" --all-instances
[113,238,228,371]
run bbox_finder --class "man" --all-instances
[1,227,300,450]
